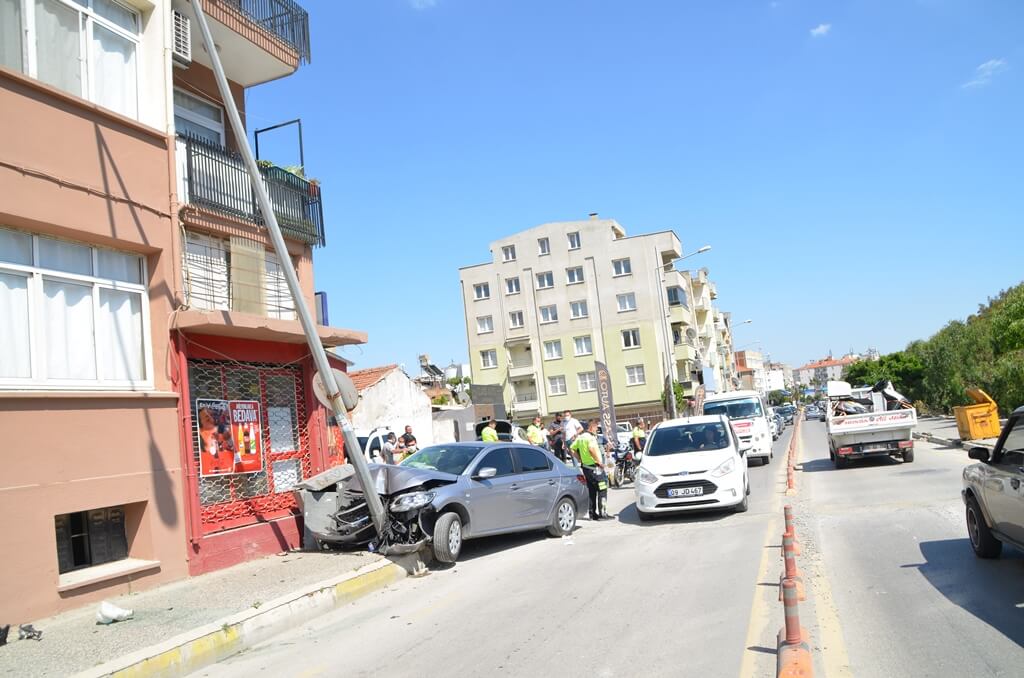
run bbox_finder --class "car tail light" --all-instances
[576,473,587,486]
[838,447,853,455]
[898,440,913,449]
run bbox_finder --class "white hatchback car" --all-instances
[634,415,751,520]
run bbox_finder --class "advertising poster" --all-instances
[594,361,617,450]
[196,399,264,477]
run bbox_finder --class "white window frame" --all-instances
[570,300,588,319]
[505,277,520,295]
[536,271,554,290]
[539,304,558,324]
[174,88,226,145]
[476,315,494,334]
[617,292,637,312]
[626,364,646,386]
[473,282,490,300]
[501,245,517,262]
[612,258,632,276]
[0,228,153,390]
[480,349,498,369]
[538,237,550,256]
[16,0,142,118]
[622,328,641,349]
[508,310,524,329]
[547,375,567,396]
[573,335,593,356]
[567,231,581,250]
[543,340,562,360]
[566,266,584,285]
[577,371,597,392]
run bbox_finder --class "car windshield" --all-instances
[645,422,730,456]
[400,445,483,475]
[704,397,763,419]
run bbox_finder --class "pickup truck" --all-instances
[962,406,1024,558]
[826,380,917,468]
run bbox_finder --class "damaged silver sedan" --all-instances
[295,442,589,563]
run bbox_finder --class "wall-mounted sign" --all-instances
[196,399,264,477]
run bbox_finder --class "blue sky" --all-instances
[248,0,1023,371]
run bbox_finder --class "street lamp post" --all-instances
[655,245,711,419]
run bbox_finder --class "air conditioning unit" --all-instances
[172,10,191,67]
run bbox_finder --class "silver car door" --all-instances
[510,446,559,527]
[983,419,1024,543]
[466,447,519,534]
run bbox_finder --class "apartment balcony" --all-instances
[508,354,535,379]
[174,0,311,87]
[512,393,540,413]
[668,304,691,325]
[177,135,325,246]
[673,343,696,362]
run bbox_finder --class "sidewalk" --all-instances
[0,548,412,677]
[914,416,999,452]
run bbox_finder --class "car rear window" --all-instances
[704,397,763,419]
[645,422,730,456]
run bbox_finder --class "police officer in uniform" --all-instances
[570,419,609,520]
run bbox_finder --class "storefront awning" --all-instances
[171,309,367,347]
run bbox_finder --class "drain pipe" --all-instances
[189,0,387,538]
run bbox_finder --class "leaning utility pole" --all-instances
[190,0,387,537]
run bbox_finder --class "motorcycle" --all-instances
[610,442,638,487]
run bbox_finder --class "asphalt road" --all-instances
[794,419,1024,677]
[200,430,794,678]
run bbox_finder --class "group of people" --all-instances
[510,411,649,522]
[379,425,418,465]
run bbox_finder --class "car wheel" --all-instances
[432,512,463,563]
[966,496,1001,559]
[548,497,576,537]
[637,507,654,522]
[902,448,915,463]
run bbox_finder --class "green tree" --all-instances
[768,390,789,406]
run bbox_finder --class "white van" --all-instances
[702,390,773,465]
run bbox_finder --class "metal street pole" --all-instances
[191,0,387,537]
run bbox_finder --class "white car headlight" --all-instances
[636,467,659,485]
[711,457,736,477]
[389,491,435,512]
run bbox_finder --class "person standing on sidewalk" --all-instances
[570,419,608,520]
[548,413,565,461]
[382,433,398,464]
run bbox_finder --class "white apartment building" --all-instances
[459,215,707,422]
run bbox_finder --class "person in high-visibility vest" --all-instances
[632,420,647,453]
[526,416,546,447]
[570,419,608,520]
[481,419,500,442]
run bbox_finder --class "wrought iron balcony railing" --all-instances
[227,0,312,63]
[177,134,325,247]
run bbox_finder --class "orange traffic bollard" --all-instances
[783,505,800,544]
[779,533,806,601]
[777,580,814,678]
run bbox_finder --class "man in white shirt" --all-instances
[562,410,583,449]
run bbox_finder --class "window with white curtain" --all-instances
[0,227,149,388]
[12,0,140,119]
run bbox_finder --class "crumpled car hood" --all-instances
[297,463,458,495]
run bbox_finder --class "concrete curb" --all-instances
[75,555,421,678]
[912,431,996,453]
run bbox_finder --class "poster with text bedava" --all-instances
[196,399,264,477]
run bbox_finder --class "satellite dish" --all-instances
[313,369,359,412]
[685,328,697,341]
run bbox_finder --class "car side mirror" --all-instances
[968,447,990,463]
[474,467,497,479]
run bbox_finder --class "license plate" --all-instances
[864,444,889,452]
[668,487,704,498]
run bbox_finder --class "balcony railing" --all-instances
[177,135,325,247]
[227,0,312,63]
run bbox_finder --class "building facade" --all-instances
[459,216,701,422]
[794,356,859,387]
[1,0,363,621]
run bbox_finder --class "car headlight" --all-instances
[711,457,736,477]
[637,467,659,485]
[389,491,435,512]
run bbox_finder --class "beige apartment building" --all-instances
[459,215,717,423]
